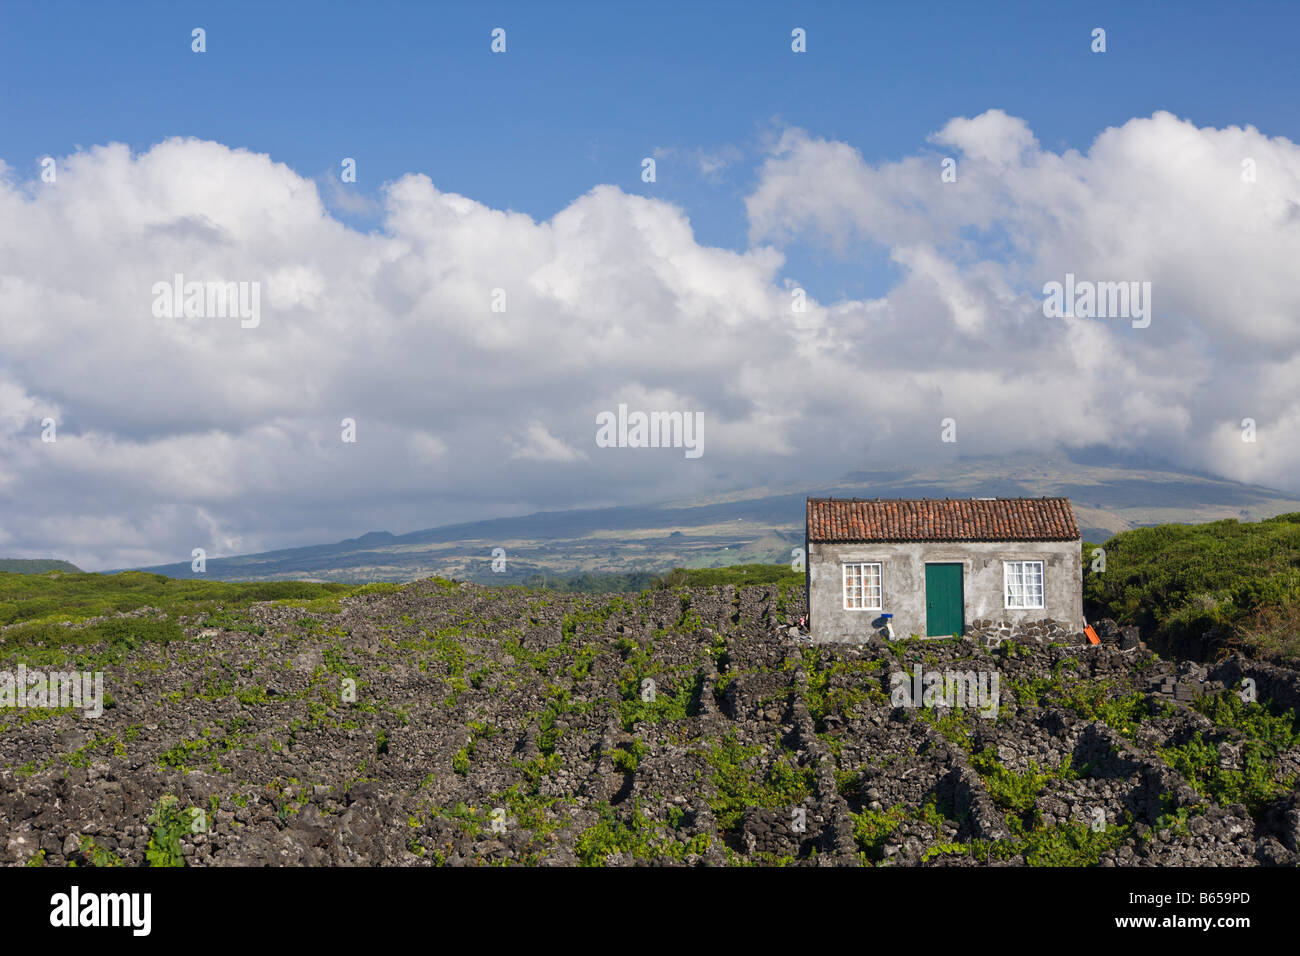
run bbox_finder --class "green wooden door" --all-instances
[925,563,964,636]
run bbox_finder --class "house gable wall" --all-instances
[808,539,1082,644]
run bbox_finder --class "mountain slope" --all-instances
[127,453,1300,583]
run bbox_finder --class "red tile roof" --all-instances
[806,497,1080,542]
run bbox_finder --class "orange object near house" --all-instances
[1084,625,1100,645]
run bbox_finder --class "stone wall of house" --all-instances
[808,538,1083,644]
[965,617,1087,648]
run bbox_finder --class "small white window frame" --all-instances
[842,562,883,611]
[1004,560,1045,610]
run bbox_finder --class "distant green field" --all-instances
[0,564,807,670]
[1085,512,1300,662]
[516,570,660,593]
[652,564,806,615]
[488,565,804,594]
[651,563,803,590]
[0,571,383,668]
[0,558,81,574]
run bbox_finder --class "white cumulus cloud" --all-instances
[1,113,1297,569]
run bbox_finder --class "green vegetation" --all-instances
[617,670,703,730]
[0,570,370,668]
[1047,677,1299,822]
[155,724,254,774]
[612,629,706,730]
[1194,689,1300,752]
[702,731,815,833]
[609,739,648,773]
[969,750,1079,821]
[853,793,1131,866]
[78,835,124,867]
[1055,683,1158,739]
[452,748,471,775]
[145,794,200,867]
[907,701,1130,864]
[915,705,974,750]
[1155,690,1300,818]
[0,570,355,628]
[652,564,803,608]
[1002,817,1131,867]
[850,803,909,862]
[0,558,80,573]
[793,648,887,728]
[1084,513,1300,661]
[575,802,710,865]
[651,563,801,589]
[520,570,660,593]
[1156,734,1286,819]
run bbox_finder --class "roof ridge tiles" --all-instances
[806,496,1080,543]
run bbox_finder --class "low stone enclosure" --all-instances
[2,580,1299,866]
[965,617,1085,648]
[854,613,1132,653]
[812,615,1111,650]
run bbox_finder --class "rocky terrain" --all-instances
[3,577,1299,866]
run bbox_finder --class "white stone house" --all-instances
[805,496,1083,644]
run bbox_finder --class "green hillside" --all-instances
[1084,512,1300,662]
[0,571,395,668]
[0,558,81,574]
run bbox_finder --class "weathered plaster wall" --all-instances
[808,539,1082,644]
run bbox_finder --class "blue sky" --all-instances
[4,0,1297,302]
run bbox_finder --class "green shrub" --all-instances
[1082,516,1300,661]
[78,836,123,867]
[452,747,471,775]
[610,740,648,773]
[575,803,710,865]
[970,750,1050,815]
[703,732,815,833]
[651,564,803,591]
[849,803,908,862]
[1158,731,1294,818]
[146,794,197,867]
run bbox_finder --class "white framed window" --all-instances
[843,562,883,611]
[1004,560,1045,609]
